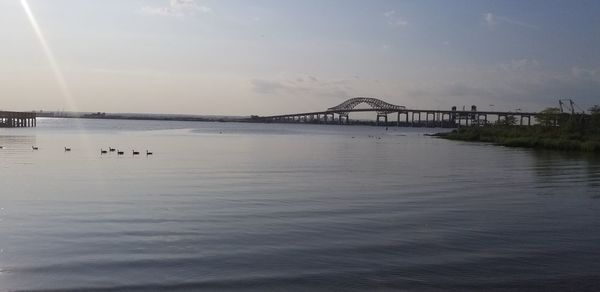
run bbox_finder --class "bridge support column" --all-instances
[426,112,436,127]
[340,114,349,124]
[376,114,388,127]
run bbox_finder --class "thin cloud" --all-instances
[384,10,408,27]
[499,59,540,71]
[483,12,538,29]
[484,12,495,26]
[404,66,600,110]
[141,0,212,17]
[572,66,600,82]
[250,75,350,98]
[249,79,288,94]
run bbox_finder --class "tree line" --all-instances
[438,105,600,152]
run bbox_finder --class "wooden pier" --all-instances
[0,111,37,128]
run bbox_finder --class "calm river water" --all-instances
[1,118,600,291]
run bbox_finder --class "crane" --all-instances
[559,99,575,114]
[558,99,585,114]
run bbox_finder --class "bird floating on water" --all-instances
[32,146,39,150]
[109,147,116,152]
[64,147,71,152]
[132,150,140,156]
[117,150,124,155]
[100,149,108,154]
[146,150,153,156]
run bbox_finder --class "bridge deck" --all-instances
[262,108,537,119]
[258,108,539,128]
[258,97,542,127]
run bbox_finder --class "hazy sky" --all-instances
[1,0,599,115]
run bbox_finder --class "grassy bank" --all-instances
[437,125,600,152]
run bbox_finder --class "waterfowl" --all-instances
[117,150,124,155]
[64,147,71,152]
[32,146,39,150]
[109,147,116,152]
[132,150,140,156]
[100,149,108,154]
[146,150,153,156]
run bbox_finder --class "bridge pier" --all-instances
[376,114,388,127]
[322,113,334,124]
[339,114,349,124]
[426,112,436,127]
[520,115,532,126]
[411,112,422,127]
[441,113,450,127]
[397,111,409,127]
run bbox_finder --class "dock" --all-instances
[0,111,37,128]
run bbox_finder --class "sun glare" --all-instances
[20,0,77,112]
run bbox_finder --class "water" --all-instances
[1,118,600,291]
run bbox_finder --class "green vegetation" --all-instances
[437,106,600,152]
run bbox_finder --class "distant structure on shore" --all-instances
[35,111,247,123]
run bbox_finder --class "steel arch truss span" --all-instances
[327,97,405,115]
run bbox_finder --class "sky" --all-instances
[1,0,599,115]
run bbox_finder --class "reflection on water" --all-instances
[0,135,36,151]
[0,135,37,166]
[530,150,600,196]
[1,118,600,291]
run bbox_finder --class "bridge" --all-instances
[0,111,37,128]
[256,97,538,127]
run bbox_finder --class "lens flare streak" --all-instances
[20,0,76,110]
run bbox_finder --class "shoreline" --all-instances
[435,126,600,152]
